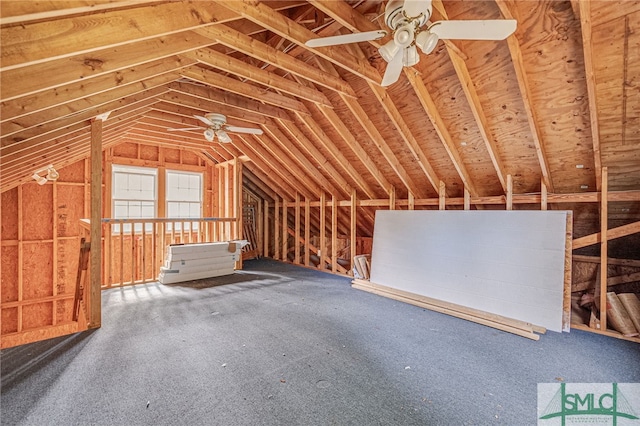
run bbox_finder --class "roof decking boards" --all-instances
[1,0,638,200]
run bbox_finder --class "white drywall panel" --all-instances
[370,210,568,332]
[165,255,239,270]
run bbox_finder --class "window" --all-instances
[166,170,202,230]
[112,165,157,233]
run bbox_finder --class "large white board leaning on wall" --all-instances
[370,210,570,333]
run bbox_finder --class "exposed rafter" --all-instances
[214,0,382,85]
[574,0,603,191]
[495,0,554,192]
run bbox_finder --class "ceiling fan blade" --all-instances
[429,19,517,40]
[216,129,232,143]
[194,114,215,126]
[402,0,432,20]
[225,125,264,135]
[167,127,202,132]
[305,30,387,48]
[381,48,404,87]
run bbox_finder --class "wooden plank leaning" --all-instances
[352,279,546,340]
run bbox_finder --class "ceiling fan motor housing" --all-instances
[385,0,431,30]
[204,113,227,128]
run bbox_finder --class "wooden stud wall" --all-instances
[0,140,230,348]
[1,160,87,348]
[252,171,637,343]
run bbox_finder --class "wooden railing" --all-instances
[81,217,238,288]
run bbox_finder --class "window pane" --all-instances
[189,203,201,217]
[179,174,189,191]
[128,202,142,218]
[178,202,190,217]
[141,202,155,218]
[114,173,127,191]
[166,171,202,216]
[112,165,157,225]
[114,201,128,218]
[167,202,180,217]
[129,174,141,192]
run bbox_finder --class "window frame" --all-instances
[111,164,158,233]
[165,169,204,231]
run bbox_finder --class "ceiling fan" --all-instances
[305,0,516,86]
[167,113,263,143]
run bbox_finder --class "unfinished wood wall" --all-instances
[0,141,228,347]
[1,159,89,348]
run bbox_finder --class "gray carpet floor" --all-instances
[2,259,639,425]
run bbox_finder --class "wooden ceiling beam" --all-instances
[215,0,382,85]
[261,122,342,197]
[304,6,441,196]
[404,68,479,196]
[168,81,292,122]
[233,133,316,199]
[1,127,129,191]
[200,146,228,164]
[0,99,154,173]
[193,24,357,98]
[261,2,361,75]
[0,1,161,26]
[432,0,509,193]
[182,49,332,107]
[367,83,441,195]
[2,72,181,138]
[340,92,427,199]
[179,65,310,115]
[496,0,554,192]
[1,86,168,151]
[1,55,194,123]
[202,138,237,162]
[1,113,141,190]
[312,53,430,199]
[121,128,216,151]
[245,131,321,199]
[307,0,390,46]
[158,91,271,125]
[243,168,277,202]
[574,0,603,191]
[138,113,207,139]
[315,102,390,196]
[275,117,353,198]
[0,31,214,101]
[243,162,294,201]
[232,135,302,200]
[295,106,379,199]
[299,59,393,196]
[142,109,216,133]
[314,2,472,197]
[0,2,243,70]
[133,118,210,142]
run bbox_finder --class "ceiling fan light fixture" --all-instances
[216,130,232,143]
[378,39,400,62]
[204,128,215,142]
[46,166,60,181]
[393,24,415,47]
[416,31,439,54]
[32,173,47,185]
[403,45,420,67]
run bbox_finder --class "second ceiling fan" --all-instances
[305,0,516,86]
[168,113,263,143]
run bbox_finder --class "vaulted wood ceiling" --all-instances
[1,1,639,209]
